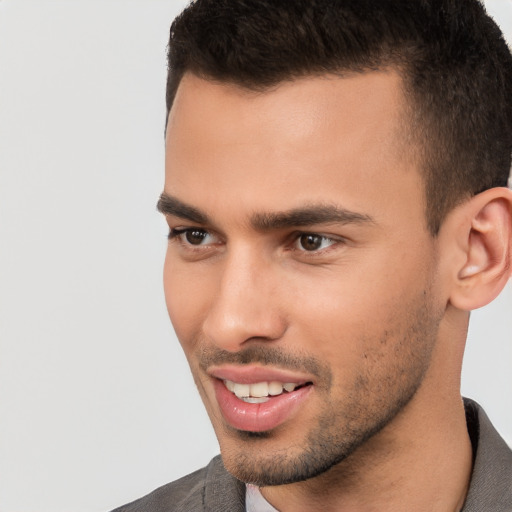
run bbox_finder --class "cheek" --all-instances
[287,256,432,366]
[163,255,209,348]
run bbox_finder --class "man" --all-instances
[114,0,512,510]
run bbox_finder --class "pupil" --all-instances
[186,230,206,245]
[300,234,321,251]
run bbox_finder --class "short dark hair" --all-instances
[166,0,512,235]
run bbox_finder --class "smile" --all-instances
[224,380,308,403]
[211,374,313,432]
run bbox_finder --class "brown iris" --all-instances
[299,234,323,251]
[185,229,208,245]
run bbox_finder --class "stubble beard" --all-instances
[213,294,441,487]
[226,378,422,486]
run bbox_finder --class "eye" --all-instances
[296,233,336,252]
[169,228,216,246]
[184,229,209,245]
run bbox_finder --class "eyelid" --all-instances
[289,231,346,253]
[167,225,346,257]
[168,226,223,248]
[168,226,198,240]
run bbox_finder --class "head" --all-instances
[160,0,512,486]
[166,0,512,235]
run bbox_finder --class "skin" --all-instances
[162,71,477,511]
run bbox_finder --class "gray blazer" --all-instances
[112,399,511,511]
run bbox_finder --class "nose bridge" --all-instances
[202,243,285,351]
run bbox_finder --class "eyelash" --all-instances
[290,233,337,253]
[168,227,344,257]
[168,227,215,244]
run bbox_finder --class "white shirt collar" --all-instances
[246,484,279,512]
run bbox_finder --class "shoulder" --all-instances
[110,455,245,512]
[463,399,512,511]
[109,465,209,512]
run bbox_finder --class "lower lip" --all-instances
[213,379,313,433]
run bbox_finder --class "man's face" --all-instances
[162,72,445,485]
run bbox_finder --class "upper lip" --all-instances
[207,364,314,385]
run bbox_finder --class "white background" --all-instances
[0,1,510,511]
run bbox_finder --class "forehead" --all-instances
[167,71,407,156]
[164,72,425,232]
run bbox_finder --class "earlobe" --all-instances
[448,187,512,311]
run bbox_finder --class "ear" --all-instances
[444,187,512,311]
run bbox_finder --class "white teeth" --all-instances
[268,381,284,396]
[250,382,269,397]
[242,396,270,404]
[224,380,300,399]
[234,383,251,398]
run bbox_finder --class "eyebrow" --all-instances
[251,206,375,230]
[157,193,375,230]
[157,193,209,224]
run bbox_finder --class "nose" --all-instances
[202,248,287,352]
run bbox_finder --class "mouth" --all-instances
[209,367,314,432]
[224,379,312,403]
